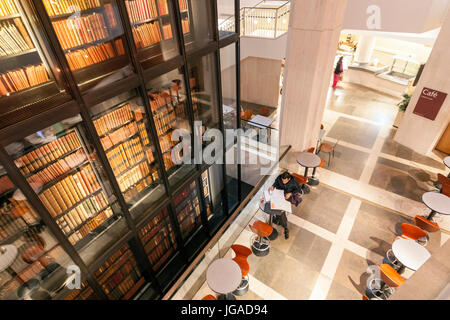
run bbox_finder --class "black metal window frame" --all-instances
[0,0,241,300]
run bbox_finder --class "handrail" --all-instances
[218,1,291,39]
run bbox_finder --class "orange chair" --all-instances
[397,223,428,245]
[243,109,253,121]
[379,264,405,289]
[362,295,370,300]
[258,107,271,117]
[307,147,315,153]
[414,215,440,233]
[231,245,252,296]
[441,182,450,197]
[249,220,273,257]
[318,140,339,166]
[291,172,308,195]
[202,294,216,300]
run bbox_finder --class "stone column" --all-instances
[394,9,450,155]
[279,0,348,152]
[354,35,376,64]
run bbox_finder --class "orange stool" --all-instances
[249,220,273,257]
[230,245,252,296]
[291,172,308,195]
[202,294,217,300]
[414,215,440,233]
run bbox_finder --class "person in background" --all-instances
[332,56,344,89]
[268,171,301,239]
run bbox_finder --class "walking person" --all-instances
[332,56,344,89]
[268,171,302,239]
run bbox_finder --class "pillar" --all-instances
[394,9,450,155]
[279,0,348,152]
[353,35,376,64]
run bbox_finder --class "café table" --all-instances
[259,199,286,240]
[444,156,450,177]
[0,245,18,277]
[391,238,431,271]
[422,191,450,220]
[206,258,242,300]
[296,152,322,190]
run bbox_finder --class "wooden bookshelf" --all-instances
[173,181,201,239]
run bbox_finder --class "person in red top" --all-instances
[332,56,344,89]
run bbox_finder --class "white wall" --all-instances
[240,33,288,61]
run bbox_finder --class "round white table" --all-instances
[296,152,322,189]
[422,191,450,220]
[392,238,430,271]
[206,258,242,300]
[444,156,450,169]
[0,245,19,280]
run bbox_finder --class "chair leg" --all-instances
[328,153,331,166]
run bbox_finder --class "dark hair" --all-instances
[281,172,291,180]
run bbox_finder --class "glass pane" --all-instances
[42,0,133,92]
[93,242,146,299]
[145,68,195,188]
[0,169,75,300]
[220,44,237,133]
[138,207,177,272]
[0,0,61,114]
[5,114,127,266]
[217,0,235,38]
[201,165,226,231]
[89,90,166,220]
[189,53,220,132]
[180,0,214,52]
[173,181,202,240]
[125,0,179,69]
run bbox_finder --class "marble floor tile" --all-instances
[326,116,381,149]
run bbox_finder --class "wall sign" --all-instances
[412,87,447,121]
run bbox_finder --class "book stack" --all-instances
[100,121,138,150]
[125,0,158,24]
[138,121,150,146]
[14,131,81,176]
[157,0,169,15]
[117,160,150,192]
[0,0,18,16]
[94,243,143,300]
[181,17,189,34]
[42,0,101,16]
[52,13,109,50]
[105,136,144,177]
[38,163,101,217]
[65,40,123,71]
[154,107,176,136]
[162,24,172,40]
[178,0,188,11]
[139,208,177,270]
[132,21,162,49]
[174,182,200,238]
[162,152,174,170]
[149,91,171,112]
[64,281,97,300]
[115,38,125,55]
[93,103,134,136]
[104,3,117,28]
[26,149,86,185]
[0,64,49,96]
[0,19,34,56]
[159,133,175,154]
[66,207,114,245]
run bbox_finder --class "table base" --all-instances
[218,293,236,300]
[307,177,319,186]
[251,240,270,257]
[268,228,278,240]
[426,210,437,220]
[232,278,249,296]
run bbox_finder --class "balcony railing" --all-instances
[218,1,290,39]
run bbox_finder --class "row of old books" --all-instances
[66,207,113,245]
[143,229,171,262]
[96,243,130,276]
[154,106,176,136]
[15,131,81,176]
[103,264,141,299]
[38,163,101,218]
[105,136,145,177]
[178,0,187,12]
[0,0,18,16]
[64,282,96,300]
[0,63,49,96]
[125,0,159,24]
[122,170,156,203]
[181,17,189,34]
[117,160,151,192]
[100,120,138,150]
[137,121,150,146]
[149,91,172,112]
[26,148,86,185]
[159,132,176,154]
[0,20,34,56]
[0,175,14,194]
[139,209,166,240]
[55,190,108,235]
[42,0,101,16]
[132,21,162,49]
[53,13,109,50]
[66,39,125,71]
[162,23,172,40]
[93,103,134,137]
[162,152,175,170]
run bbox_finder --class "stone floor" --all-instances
[180,81,450,301]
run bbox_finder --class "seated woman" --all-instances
[268,171,302,239]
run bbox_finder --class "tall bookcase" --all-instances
[0,0,241,300]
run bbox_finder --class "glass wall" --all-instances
[201,165,226,232]
[88,89,166,221]
[220,44,237,132]
[217,0,235,38]
[180,0,214,52]
[0,167,75,300]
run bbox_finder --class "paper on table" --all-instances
[270,189,292,213]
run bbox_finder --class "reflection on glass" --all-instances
[189,53,220,137]
[173,181,201,240]
[146,68,195,187]
[5,115,124,262]
[180,0,214,52]
[125,0,179,69]
[201,166,226,231]
[93,242,145,299]
[0,169,74,300]
[217,0,235,38]
[63,281,99,300]
[42,0,132,91]
[138,207,177,271]
[220,44,237,133]
[89,90,165,217]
